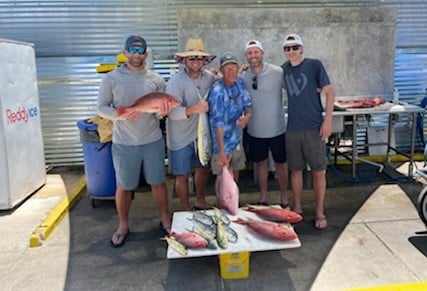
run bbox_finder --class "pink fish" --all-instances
[233,218,298,241]
[215,166,239,215]
[244,206,303,224]
[116,92,180,116]
[169,231,208,249]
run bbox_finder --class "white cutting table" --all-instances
[167,207,301,259]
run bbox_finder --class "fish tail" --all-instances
[232,218,246,225]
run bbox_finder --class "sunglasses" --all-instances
[252,75,258,90]
[127,46,146,54]
[283,45,301,52]
[187,56,205,61]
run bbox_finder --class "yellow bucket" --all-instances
[218,252,250,279]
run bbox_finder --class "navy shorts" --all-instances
[247,133,287,163]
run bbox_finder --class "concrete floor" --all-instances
[1,164,427,291]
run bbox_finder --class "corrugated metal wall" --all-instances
[0,0,426,166]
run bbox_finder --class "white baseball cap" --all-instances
[245,39,264,52]
[283,33,303,47]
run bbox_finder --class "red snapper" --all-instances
[215,166,239,215]
[116,92,180,116]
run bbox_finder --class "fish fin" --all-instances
[116,107,127,116]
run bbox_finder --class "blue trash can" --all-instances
[77,119,116,200]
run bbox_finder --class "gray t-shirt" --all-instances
[242,62,286,138]
[166,69,216,150]
[97,64,165,146]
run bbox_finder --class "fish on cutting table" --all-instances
[169,231,209,249]
[116,92,180,116]
[162,236,188,256]
[215,166,239,215]
[244,205,303,224]
[336,96,385,109]
[215,220,228,249]
[233,217,298,241]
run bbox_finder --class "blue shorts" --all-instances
[247,133,287,163]
[168,142,208,176]
[112,138,166,189]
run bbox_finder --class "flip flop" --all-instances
[314,216,328,230]
[110,230,129,248]
[159,222,171,235]
[192,205,213,211]
[280,203,290,210]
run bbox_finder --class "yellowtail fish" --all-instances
[162,236,188,256]
[116,92,180,116]
[196,91,212,166]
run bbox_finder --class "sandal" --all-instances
[110,229,130,248]
[159,222,171,235]
[280,203,290,210]
[314,216,328,230]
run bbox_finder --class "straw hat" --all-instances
[174,38,216,64]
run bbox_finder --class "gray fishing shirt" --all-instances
[242,62,286,138]
[97,64,166,146]
[166,69,216,150]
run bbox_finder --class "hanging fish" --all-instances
[215,166,239,215]
[196,91,212,166]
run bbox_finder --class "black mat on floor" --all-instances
[408,235,427,257]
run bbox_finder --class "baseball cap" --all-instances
[245,40,264,52]
[125,35,147,50]
[283,33,303,47]
[220,52,238,67]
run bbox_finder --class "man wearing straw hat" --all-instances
[166,38,217,211]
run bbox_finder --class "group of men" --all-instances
[97,34,335,248]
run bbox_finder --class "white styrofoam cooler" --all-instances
[0,38,46,210]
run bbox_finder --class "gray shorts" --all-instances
[211,142,246,175]
[285,130,326,171]
[112,138,166,189]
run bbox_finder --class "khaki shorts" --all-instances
[285,130,326,171]
[211,142,246,175]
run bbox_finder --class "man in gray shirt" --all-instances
[166,38,216,211]
[98,35,173,247]
[242,40,289,208]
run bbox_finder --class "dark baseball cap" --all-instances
[125,35,147,50]
[220,52,239,68]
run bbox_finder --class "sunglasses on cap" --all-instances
[252,75,258,90]
[127,46,146,54]
[187,56,205,61]
[283,45,301,52]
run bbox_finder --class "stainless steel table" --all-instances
[331,102,424,179]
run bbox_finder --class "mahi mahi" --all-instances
[196,91,212,166]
